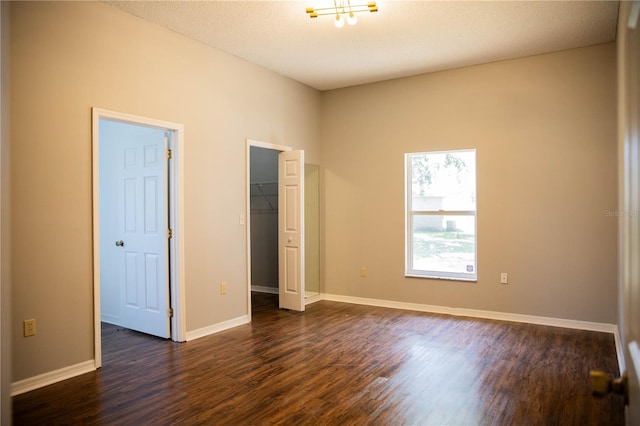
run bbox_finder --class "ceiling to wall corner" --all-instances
[103,0,619,91]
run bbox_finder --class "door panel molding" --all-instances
[278,150,305,311]
[92,108,186,368]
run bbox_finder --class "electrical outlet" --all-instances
[220,282,227,295]
[500,273,508,285]
[360,267,367,277]
[24,319,36,337]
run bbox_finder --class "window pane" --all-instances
[410,151,476,211]
[411,215,476,276]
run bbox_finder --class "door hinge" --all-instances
[167,308,174,318]
[167,228,173,239]
[166,149,172,159]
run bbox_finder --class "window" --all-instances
[405,150,477,280]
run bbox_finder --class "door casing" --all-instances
[619,2,640,422]
[92,108,186,368]
[245,139,293,318]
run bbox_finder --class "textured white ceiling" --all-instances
[104,0,619,91]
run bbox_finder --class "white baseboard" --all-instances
[322,293,619,333]
[185,315,250,341]
[305,293,323,305]
[11,360,96,396]
[252,286,322,305]
[251,285,278,295]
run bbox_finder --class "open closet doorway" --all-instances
[92,108,186,369]
[246,139,313,316]
[248,146,280,300]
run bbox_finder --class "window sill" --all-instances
[405,274,477,283]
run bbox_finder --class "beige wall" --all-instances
[320,43,618,323]
[10,1,320,381]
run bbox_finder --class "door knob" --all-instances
[115,240,124,247]
[590,370,628,405]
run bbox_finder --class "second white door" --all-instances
[278,150,305,311]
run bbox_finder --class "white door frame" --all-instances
[245,139,291,319]
[620,2,640,420]
[92,108,186,368]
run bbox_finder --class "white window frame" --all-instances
[405,149,477,281]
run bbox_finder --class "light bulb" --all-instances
[347,12,357,26]
[334,14,345,28]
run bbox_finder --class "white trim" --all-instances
[322,293,619,333]
[247,139,292,153]
[405,274,477,283]
[615,331,626,374]
[245,139,293,321]
[404,150,478,281]
[251,285,279,294]
[629,341,640,377]
[185,315,250,341]
[171,123,187,343]
[92,108,187,369]
[251,286,322,303]
[11,360,95,396]
[629,1,640,29]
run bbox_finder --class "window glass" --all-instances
[406,150,477,280]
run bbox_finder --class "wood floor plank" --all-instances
[13,293,624,425]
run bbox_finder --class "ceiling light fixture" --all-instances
[306,1,378,28]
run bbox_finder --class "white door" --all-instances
[99,119,171,338]
[278,150,305,311]
[623,2,640,423]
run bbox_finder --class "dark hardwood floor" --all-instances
[14,293,624,425]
